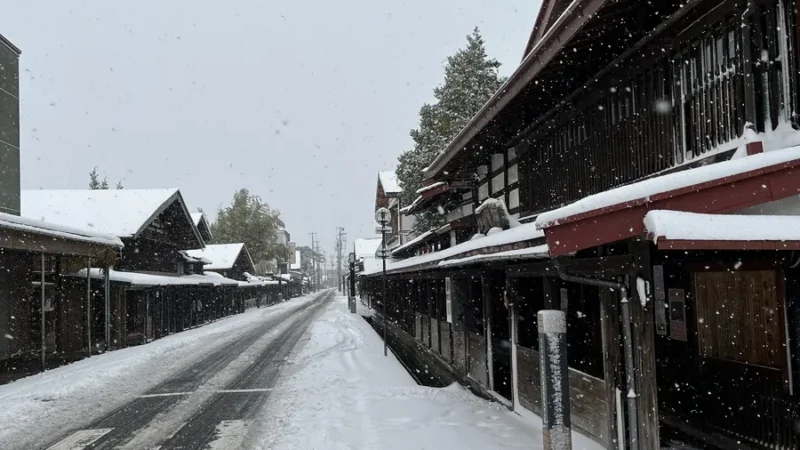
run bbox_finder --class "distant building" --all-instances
[186,243,255,281]
[0,33,20,215]
[375,171,416,249]
[190,212,213,244]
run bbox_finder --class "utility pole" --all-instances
[335,227,346,292]
[317,250,328,287]
[309,232,317,291]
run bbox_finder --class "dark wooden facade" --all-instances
[372,0,800,449]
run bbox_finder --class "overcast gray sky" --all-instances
[0,0,540,257]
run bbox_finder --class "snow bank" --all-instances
[0,293,321,450]
[536,145,800,228]
[644,210,800,243]
[254,296,602,450]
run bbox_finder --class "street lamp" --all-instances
[375,207,391,357]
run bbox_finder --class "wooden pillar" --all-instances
[600,287,622,450]
[630,240,659,450]
[481,273,494,390]
[543,276,560,310]
[741,0,759,130]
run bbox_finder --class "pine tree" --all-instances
[115,180,124,189]
[396,28,505,234]
[89,167,101,190]
[99,178,109,190]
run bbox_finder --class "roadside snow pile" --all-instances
[0,294,320,450]
[255,296,602,450]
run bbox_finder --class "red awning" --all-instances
[538,149,800,257]
[404,180,472,215]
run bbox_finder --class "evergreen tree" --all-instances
[396,28,505,233]
[89,167,101,190]
[115,180,124,189]
[210,189,285,274]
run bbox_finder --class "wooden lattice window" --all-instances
[693,270,786,369]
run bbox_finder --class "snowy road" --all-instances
[2,291,603,450]
[0,291,333,450]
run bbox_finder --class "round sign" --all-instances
[375,207,392,225]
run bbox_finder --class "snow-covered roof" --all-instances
[363,222,544,275]
[390,230,434,256]
[415,181,447,195]
[185,243,252,271]
[22,188,183,238]
[379,171,401,194]
[536,146,800,228]
[75,268,239,287]
[438,245,549,268]
[644,211,800,244]
[190,212,204,226]
[0,211,123,248]
[179,250,211,264]
[354,237,382,259]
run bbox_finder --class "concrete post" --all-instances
[538,310,572,450]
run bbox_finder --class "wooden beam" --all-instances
[629,240,659,450]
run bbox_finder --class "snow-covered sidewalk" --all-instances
[255,295,602,450]
[0,293,320,450]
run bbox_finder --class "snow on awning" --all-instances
[0,211,123,248]
[403,180,472,215]
[74,268,240,287]
[438,245,549,268]
[644,211,800,250]
[536,146,800,257]
[363,222,544,276]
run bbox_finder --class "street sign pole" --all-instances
[381,226,387,357]
[374,207,391,358]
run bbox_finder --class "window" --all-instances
[673,21,743,162]
[694,270,786,368]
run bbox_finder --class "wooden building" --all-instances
[0,213,122,383]
[0,33,125,383]
[376,171,417,249]
[186,242,278,309]
[190,212,213,244]
[20,189,261,347]
[364,1,800,448]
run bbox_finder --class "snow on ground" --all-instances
[0,293,320,450]
[255,295,603,450]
